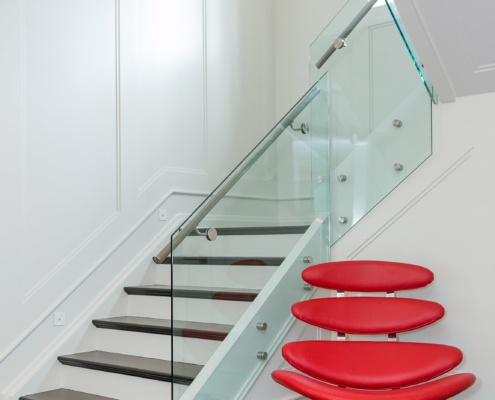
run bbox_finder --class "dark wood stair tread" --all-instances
[20,388,118,400]
[188,225,309,236]
[124,285,259,302]
[92,316,232,340]
[163,256,284,266]
[58,351,201,385]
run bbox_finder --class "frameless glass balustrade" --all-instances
[155,74,331,399]
[385,0,436,102]
[310,0,432,245]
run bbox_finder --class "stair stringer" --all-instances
[181,216,329,400]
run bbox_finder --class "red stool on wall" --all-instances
[272,260,475,399]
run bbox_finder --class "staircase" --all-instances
[20,226,308,400]
[17,2,435,398]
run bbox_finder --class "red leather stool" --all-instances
[272,260,475,399]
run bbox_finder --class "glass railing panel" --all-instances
[385,0,436,102]
[310,79,331,213]
[168,74,330,399]
[309,0,432,244]
[310,0,435,102]
[182,218,329,399]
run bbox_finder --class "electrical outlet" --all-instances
[54,312,65,326]
[158,209,167,221]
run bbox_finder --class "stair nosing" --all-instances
[20,389,118,400]
[162,256,284,266]
[92,316,232,341]
[58,350,201,385]
[188,225,309,236]
[123,285,259,302]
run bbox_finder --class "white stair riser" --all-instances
[96,327,221,364]
[62,365,187,400]
[175,234,302,257]
[156,264,277,289]
[127,295,251,325]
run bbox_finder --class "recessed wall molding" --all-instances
[133,0,208,193]
[115,0,122,212]
[19,0,122,302]
[474,64,495,74]
[133,0,207,195]
[202,0,209,174]
[23,211,121,303]
[137,165,208,197]
[218,173,272,182]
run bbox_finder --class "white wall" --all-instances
[0,0,276,391]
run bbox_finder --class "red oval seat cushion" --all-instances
[302,260,434,292]
[271,370,476,400]
[282,341,463,389]
[292,297,444,334]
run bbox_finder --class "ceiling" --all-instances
[395,0,495,102]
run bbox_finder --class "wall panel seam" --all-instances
[23,211,120,303]
[20,0,28,297]
[137,165,209,197]
[115,0,122,211]
[203,0,209,172]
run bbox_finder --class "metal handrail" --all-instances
[153,84,321,264]
[315,0,377,69]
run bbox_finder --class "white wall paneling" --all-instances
[133,0,207,191]
[206,0,276,180]
[0,0,278,395]
[1,0,120,361]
